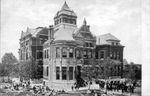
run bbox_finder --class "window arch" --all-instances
[62,47,67,57]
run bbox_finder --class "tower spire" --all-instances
[61,1,70,11]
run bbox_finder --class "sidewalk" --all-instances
[106,90,141,96]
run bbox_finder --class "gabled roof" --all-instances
[54,27,76,41]
[20,27,36,39]
[74,19,95,39]
[96,33,120,45]
[74,19,90,35]
[20,27,48,39]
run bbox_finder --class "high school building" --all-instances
[19,1,124,90]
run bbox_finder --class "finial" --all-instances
[83,18,87,25]
[61,1,70,10]
[64,1,67,4]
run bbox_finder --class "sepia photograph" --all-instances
[0,0,149,96]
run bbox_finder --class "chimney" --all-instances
[48,25,54,40]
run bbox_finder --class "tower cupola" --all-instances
[54,1,77,30]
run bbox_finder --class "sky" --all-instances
[0,0,142,64]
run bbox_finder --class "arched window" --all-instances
[56,47,60,58]
[62,47,67,57]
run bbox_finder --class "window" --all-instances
[89,43,92,47]
[60,18,61,23]
[85,42,88,47]
[114,52,116,59]
[45,50,46,59]
[56,67,60,80]
[26,48,28,60]
[39,52,43,59]
[84,50,87,59]
[69,67,73,80]
[112,42,114,45]
[88,51,92,58]
[62,47,67,57]
[62,67,67,80]
[26,40,29,45]
[47,66,49,76]
[117,52,119,60]
[96,51,98,59]
[100,51,104,59]
[56,47,61,58]
[76,50,80,59]
[69,48,73,58]
[110,52,113,59]
[70,19,73,24]
[116,43,118,46]
[47,49,49,58]
[43,50,45,59]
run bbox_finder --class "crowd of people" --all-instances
[0,80,67,96]
[98,80,136,93]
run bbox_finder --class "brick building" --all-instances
[96,33,124,77]
[42,2,124,90]
[19,27,49,78]
[43,2,96,90]
[19,1,124,90]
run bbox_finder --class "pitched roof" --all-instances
[20,27,36,39]
[61,1,70,11]
[20,27,47,39]
[32,27,44,37]
[96,33,120,45]
[54,1,77,18]
[54,27,76,41]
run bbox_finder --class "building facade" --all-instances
[43,2,96,90]
[19,1,124,90]
[96,33,124,77]
[43,2,124,90]
[19,27,49,78]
